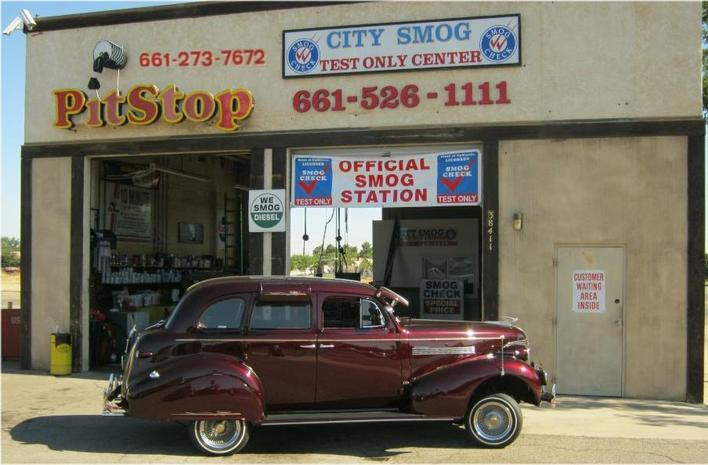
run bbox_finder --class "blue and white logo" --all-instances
[480,25,517,63]
[287,39,320,74]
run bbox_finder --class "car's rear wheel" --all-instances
[189,419,250,455]
[465,393,522,448]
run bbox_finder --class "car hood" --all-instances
[397,317,527,341]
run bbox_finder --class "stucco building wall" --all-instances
[499,136,687,400]
[24,2,700,143]
[30,157,72,370]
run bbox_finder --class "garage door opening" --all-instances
[88,152,250,368]
[288,145,483,321]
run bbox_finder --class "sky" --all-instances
[1,1,707,254]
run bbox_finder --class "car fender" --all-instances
[126,353,265,422]
[408,356,542,418]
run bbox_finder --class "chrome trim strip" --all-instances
[172,411,242,416]
[412,346,476,356]
[175,337,500,343]
[260,417,456,426]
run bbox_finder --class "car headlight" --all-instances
[503,339,530,361]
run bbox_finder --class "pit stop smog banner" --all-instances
[283,15,520,77]
[291,149,481,208]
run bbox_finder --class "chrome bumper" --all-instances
[102,373,126,416]
[534,364,556,406]
[541,383,557,406]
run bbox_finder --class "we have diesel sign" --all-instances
[283,15,520,77]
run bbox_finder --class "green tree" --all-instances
[1,237,21,268]
[359,241,373,259]
[324,244,337,256]
[358,257,372,273]
[290,255,308,271]
[343,244,358,259]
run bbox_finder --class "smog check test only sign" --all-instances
[249,190,286,232]
[283,15,521,77]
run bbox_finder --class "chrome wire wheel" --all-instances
[190,419,249,455]
[465,393,522,448]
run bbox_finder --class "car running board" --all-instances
[261,411,457,426]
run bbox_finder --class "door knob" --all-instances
[614,298,621,304]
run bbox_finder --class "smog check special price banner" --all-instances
[283,15,520,77]
[291,150,481,208]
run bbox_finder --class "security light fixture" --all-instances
[93,40,127,72]
[19,9,36,30]
[2,17,22,35]
[3,9,36,35]
[513,212,523,231]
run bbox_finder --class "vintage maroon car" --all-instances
[104,276,554,455]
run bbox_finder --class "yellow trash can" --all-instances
[50,333,72,376]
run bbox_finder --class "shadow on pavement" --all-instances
[11,415,470,458]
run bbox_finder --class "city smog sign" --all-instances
[283,15,520,77]
[420,279,464,320]
[572,270,606,313]
[291,149,481,208]
[249,190,286,232]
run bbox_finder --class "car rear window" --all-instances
[250,302,311,329]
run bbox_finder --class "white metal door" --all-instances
[556,246,624,396]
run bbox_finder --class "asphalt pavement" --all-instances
[2,366,707,464]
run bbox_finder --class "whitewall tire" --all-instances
[465,393,522,448]
[189,419,250,455]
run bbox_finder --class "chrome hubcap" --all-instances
[472,400,514,443]
[484,411,502,429]
[198,420,243,451]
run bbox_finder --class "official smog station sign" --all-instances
[283,15,520,77]
[292,150,481,208]
[420,279,464,320]
[572,270,606,313]
[249,190,287,232]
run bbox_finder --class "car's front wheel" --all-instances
[465,393,522,448]
[189,419,250,455]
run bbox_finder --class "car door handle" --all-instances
[299,344,316,349]
[319,344,335,349]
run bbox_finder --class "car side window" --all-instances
[250,301,311,330]
[198,298,246,330]
[323,298,359,328]
[323,297,385,329]
[360,299,385,328]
